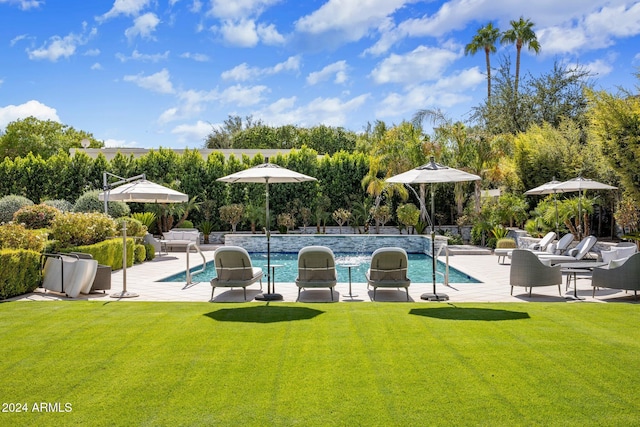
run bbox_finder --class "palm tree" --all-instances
[464,22,500,101]
[501,16,540,95]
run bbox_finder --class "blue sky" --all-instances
[1,0,639,149]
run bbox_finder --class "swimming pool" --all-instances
[160,252,480,284]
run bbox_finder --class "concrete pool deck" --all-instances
[10,244,638,303]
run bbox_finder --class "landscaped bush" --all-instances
[73,189,130,218]
[134,244,146,264]
[116,217,147,237]
[0,223,48,252]
[50,212,117,247]
[0,195,34,224]
[176,220,194,229]
[0,249,41,299]
[73,238,135,270]
[43,199,73,212]
[13,203,60,229]
[496,238,517,248]
[143,243,156,261]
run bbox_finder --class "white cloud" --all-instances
[578,58,615,77]
[97,0,150,22]
[0,100,59,129]
[221,56,300,81]
[180,52,210,62]
[220,84,269,106]
[170,120,212,145]
[123,69,175,94]
[125,12,160,41]
[208,0,281,20]
[306,60,348,85]
[91,62,103,70]
[26,26,97,61]
[84,48,101,56]
[375,67,484,118]
[158,89,218,124]
[116,49,170,62]
[370,45,460,85]
[0,0,42,10]
[10,34,29,47]
[295,0,406,46]
[219,19,260,47]
[254,94,369,127]
[256,23,285,45]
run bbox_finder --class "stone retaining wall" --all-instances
[224,234,448,255]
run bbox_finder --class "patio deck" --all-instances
[10,245,638,303]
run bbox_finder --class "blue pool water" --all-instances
[160,252,480,284]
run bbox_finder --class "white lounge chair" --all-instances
[365,247,411,301]
[510,249,562,297]
[295,246,337,301]
[210,246,263,301]
[537,235,597,264]
[528,231,556,251]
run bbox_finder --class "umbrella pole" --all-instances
[111,220,138,298]
[255,179,283,301]
[421,183,448,301]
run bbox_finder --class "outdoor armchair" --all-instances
[510,249,562,297]
[592,253,640,300]
[366,247,411,301]
[295,246,337,301]
[210,246,263,301]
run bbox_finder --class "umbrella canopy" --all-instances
[217,163,316,184]
[217,163,317,301]
[386,157,480,301]
[99,179,188,204]
[552,177,617,240]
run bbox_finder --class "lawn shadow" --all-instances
[205,304,324,323]
[410,304,530,321]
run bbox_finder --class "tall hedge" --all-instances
[0,249,41,299]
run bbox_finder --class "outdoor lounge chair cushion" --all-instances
[601,245,637,264]
[366,247,411,301]
[42,255,97,298]
[295,246,337,300]
[210,246,263,301]
[528,232,556,251]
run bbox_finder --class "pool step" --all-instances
[446,245,492,255]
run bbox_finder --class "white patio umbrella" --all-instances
[217,163,317,301]
[387,157,480,301]
[552,177,617,240]
[524,178,562,236]
[98,173,189,299]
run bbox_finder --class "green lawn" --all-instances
[1,301,639,426]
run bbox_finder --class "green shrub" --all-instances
[116,217,147,238]
[131,212,156,229]
[43,199,73,212]
[73,238,135,270]
[177,220,194,229]
[496,238,517,248]
[134,244,146,264]
[0,195,34,224]
[143,243,156,261]
[73,190,130,218]
[0,249,41,299]
[0,223,48,252]
[13,204,60,229]
[50,212,117,247]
